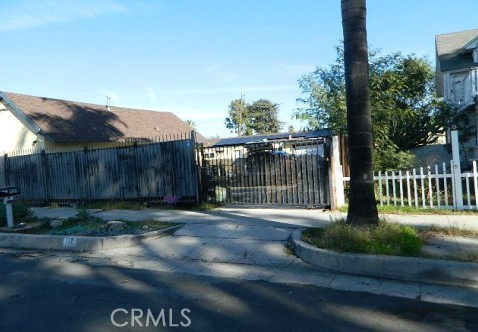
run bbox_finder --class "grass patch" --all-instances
[302,219,423,256]
[338,204,478,215]
[419,226,478,240]
[81,201,147,211]
[195,202,223,211]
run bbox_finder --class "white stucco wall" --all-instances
[0,102,43,153]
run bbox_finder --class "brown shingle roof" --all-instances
[2,92,206,143]
[436,29,478,72]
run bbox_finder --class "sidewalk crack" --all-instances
[327,274,337,287]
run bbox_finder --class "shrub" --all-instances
[75,207,94,222]
[0,203,33,226]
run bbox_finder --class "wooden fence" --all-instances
[0,132,199,204]
[344,160,478,210]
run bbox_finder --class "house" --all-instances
[436,29,478,162]
[0,91,206,153]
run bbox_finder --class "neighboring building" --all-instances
[0,91,206,153]
[436,29,478,162]
[203,129,331,164]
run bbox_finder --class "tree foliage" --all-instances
[294,45,469,170]
[185,119,196,129]
[225,98,282,136]
[225,98,249,136]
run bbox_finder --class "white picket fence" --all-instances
[343,160,478,210]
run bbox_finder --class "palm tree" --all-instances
[341,0,378,225]
[186,119,196,129]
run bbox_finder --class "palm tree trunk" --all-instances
[341,0,378,225]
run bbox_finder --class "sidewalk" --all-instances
[30,206,478,263]
[31,206,478,229]
[8,206,477,308]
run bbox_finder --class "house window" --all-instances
[474,70,478,97]
[449,71,468,106]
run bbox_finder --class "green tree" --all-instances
[225,98,282,136]
[341,0,378,225]
[294,45,467,171]
[247,99,283,134]
[225,98,249,136]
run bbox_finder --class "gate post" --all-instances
[329,135,345,209]
[451,130,464,209]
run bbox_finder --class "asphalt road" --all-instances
[0,254,477,332]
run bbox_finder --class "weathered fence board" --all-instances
[0,133,199,204]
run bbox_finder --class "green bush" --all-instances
[0,203,33,226]
[302,219,422,256]
[75,207,93,222]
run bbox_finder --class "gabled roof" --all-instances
[436,29,478,72]
[462,36,478,53]
[0,92,206,143]
[210,129,331,147]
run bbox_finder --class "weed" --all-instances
[75,207,94,222]
[82,201,146,211]
[419,226,478,238]
[283,243,296,256]
[196,202,222,211]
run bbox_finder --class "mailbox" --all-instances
[1,186,20,228]
[0,186,20,198]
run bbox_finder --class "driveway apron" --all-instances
[137,223,299,266]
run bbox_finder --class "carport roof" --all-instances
[210,129,332,147]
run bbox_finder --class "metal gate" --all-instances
[200,137,330,207]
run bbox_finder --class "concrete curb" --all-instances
[0,225,183,252]
[289,228,478,287]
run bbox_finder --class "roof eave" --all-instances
[0,91,53,142]
[461,36,478,54]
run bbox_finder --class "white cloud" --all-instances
[0,0,128,32]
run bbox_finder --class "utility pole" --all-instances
[238,93,245,137]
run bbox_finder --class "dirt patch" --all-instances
[1,218,177,237]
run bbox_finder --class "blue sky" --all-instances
[1,0,477,138]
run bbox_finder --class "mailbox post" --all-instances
[0,186,21,228]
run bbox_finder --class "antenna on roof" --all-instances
[106,95,111,111]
